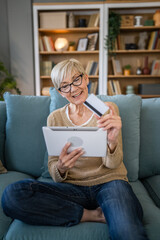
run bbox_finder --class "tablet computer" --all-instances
[42,126,107,157]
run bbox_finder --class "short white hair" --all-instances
[51,58,85,89]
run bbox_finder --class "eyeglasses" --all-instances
[58,73,83,93]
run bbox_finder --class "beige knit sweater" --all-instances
[47,102,128,186]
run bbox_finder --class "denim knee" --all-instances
[110,222,149,240]
[1,179,34,217]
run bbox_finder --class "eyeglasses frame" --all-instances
[58,73,84,93]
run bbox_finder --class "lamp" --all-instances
[55,38,69,52]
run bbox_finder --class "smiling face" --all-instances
[59,71,89,106]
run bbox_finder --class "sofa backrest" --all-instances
[139,98,160,179]
[0,101,6,165]
[4,92,50,177]
[3,91,142,181]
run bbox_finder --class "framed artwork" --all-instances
[87,33,98,51]
[111,57,122,75]
[77,38,88,51]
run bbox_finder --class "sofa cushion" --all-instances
[0,101,6,165]
[0,171,34,240]
[42,89,141,182]
[139,98,160,179]
[141,175,160,208]
[4,93,50,177]
[4,179,160,240]
[5,220,109,240]
[130,180,160,240]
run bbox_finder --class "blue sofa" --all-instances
[0,90,160,240]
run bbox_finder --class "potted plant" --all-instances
[124,64,131,76]
[105,12,121,55]
[0,61,21,101]
[68,41,76,51]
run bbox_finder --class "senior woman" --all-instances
[2,59,149,240]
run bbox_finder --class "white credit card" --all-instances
[84,94,109,117]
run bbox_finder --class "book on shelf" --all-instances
[39,37,45,51]
[108,80,121,96]
[88,81,98,94]
[40,61,55,76]
[138,84,160,95]
[89,62,99,75]
[115,34,122,50]
[85,61,93,75]
[85,61,99,75]
[87,33,98,51]
[48,36,55,51]
[147,31,159,50]
[116,35,125,50]
[151,59,160,76]
[41,36,55,52]
[88,13,100,28]
[111,57,122,75]
[155,30,160,49]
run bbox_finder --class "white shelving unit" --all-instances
[105,1,160,97]
[33,3,107,96]
[33,1,160,97]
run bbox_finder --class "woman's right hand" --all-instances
[56,142,84,175]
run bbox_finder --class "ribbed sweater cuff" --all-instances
[53,165,68,182]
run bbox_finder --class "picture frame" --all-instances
[111,57,122,75]
[87,33,98,51]
[77,38,88,51]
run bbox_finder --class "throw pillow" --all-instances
[4,92,50,177]
[41,88,68,178]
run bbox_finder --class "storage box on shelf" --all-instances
[33,3,103,96]
[107,2,160,98]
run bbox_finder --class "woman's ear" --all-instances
[85,74,89,85]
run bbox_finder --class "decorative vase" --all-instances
[134,16,142,27]
[68,13,75,28]
[142,56,150,75]
[136,59,142,75]
[124,69,131,76]
[68,45,75,51]
[126,85,134,94]
[153,10,160,26]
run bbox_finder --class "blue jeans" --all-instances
[1,179,149,240]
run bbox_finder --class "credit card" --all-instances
[84,94,109,117]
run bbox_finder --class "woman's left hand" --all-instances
[95,103,122,152]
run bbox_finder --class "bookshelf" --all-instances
[33,3,105,96]
[105,1,160,98]
[33,2,160,98]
